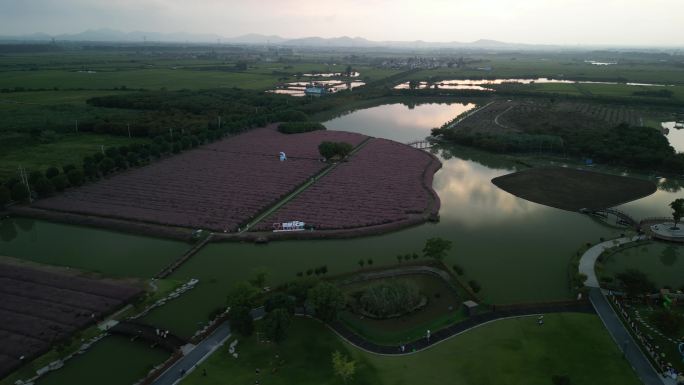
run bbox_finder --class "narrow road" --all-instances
[150,308,265,385]
[493,105,514,129]
[151,323,230,385]
[589,288,667,385]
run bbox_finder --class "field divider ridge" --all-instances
[239,137,373,233]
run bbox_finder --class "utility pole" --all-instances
[127,123,131,138]
[75,119,78,133]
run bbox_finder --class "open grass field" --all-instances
[0,217,189,278]
[181,313,640,385]
[492,167,657,211]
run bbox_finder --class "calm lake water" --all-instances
[2,101,683,340]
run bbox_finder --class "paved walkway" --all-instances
[589,288,667,385]
[151,322,231,385]
[578,236,642,288]
[151,308,265,385]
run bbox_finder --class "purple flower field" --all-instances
[34,126,368,232]
[0,263,141,378]
[255,138,440,231]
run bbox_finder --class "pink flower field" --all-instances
[254,138,440,231]
[34,126,368,232]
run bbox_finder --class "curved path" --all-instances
[151,302,592,385]
[578,235,643,288]
[579,236,669,385]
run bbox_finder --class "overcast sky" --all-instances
[1,0,682,46]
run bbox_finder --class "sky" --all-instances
[1,0,683,46]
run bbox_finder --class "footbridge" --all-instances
[406,140,432,149]
[110,321,187,352]
[588,208,639,229]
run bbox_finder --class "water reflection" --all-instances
[434,157,541,228]
[661,121,684,153]
[324,102,476,143]
[660,245,678,266]
[0,219,18,242]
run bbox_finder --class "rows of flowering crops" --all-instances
[0,263,140,378]
[255,138,440,231]
[35,127,367,232]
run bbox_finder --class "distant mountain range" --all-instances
[0,28,555,50]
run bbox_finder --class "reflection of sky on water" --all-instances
[324,102,476,143]
[662,121,684,153]
[434,157,542,228]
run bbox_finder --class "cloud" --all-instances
[1,0,682,45]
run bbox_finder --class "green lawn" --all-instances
[182,313,640,385]
[0,132,148,179]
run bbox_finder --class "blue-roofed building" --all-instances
[305,86,327,96]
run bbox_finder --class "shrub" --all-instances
[52,174,69,192]
[34,177,55,197]
[62,164,76,174]
[357,281,423,318]
[98,157,115,175]
[319,141,353,160]
[278,121,326,134]
[468,280,482,293]
[616,269,656,297]
[45,166,60,179]
[452,264,464,275]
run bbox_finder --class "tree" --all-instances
[262,308,291,343]
[358,259,365,268]
[616,269,656,297]
[318,141,353,160]
[249,269,268,289]
[308,282,345,322]
[408,80,420,90]
[0,186,10,207]
[11,183,29,202]
[264,292,295,314]
[345,65,353,77]
[669,198,684,229]
[230,306,254,336]
[331,351,356,384]
[226,281,259,309]
[423,237,452,260]
[67,169,84,186]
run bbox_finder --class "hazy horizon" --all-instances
[1,0,683,46]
